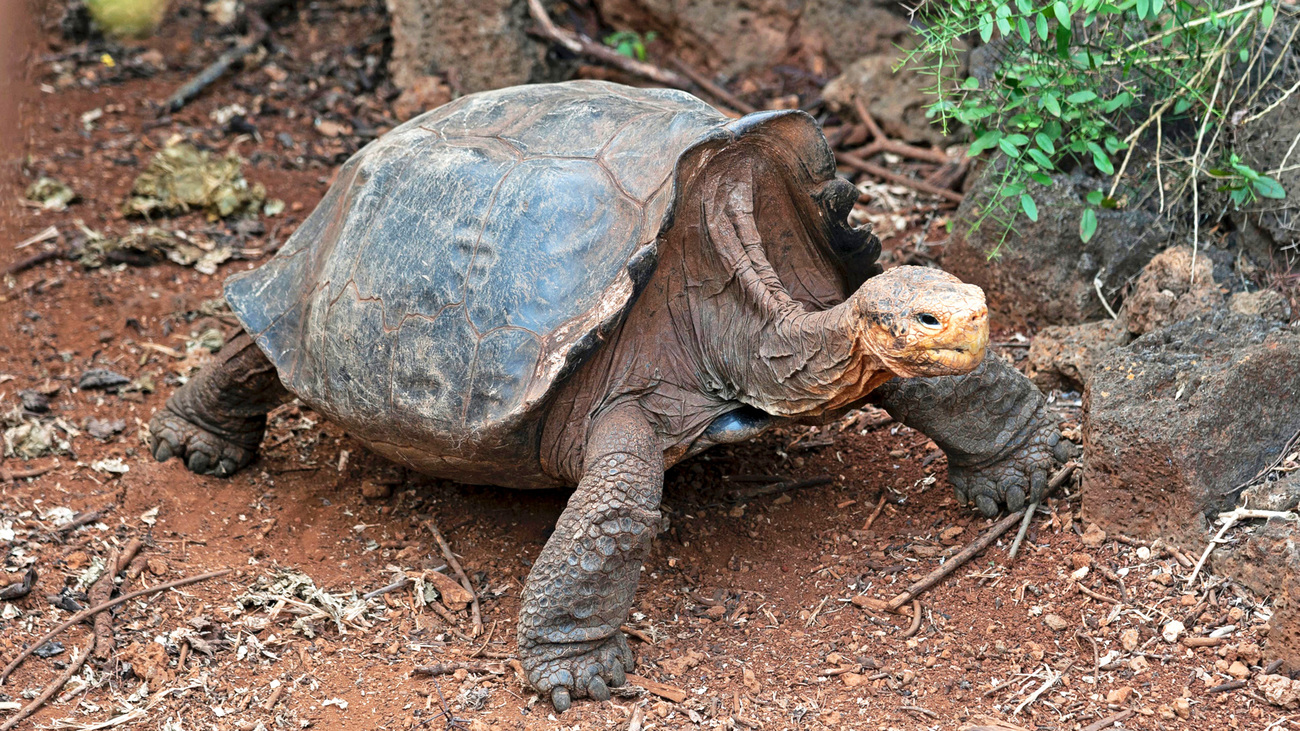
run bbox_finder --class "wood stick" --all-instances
[625,673,687,703]
[668,58,756,114]
[731,475,834,500]
[901,600,923,639]
[162,9,271,112]
[837,151,964,204]
[887,509,1023,611]
[1076,581,1122,606]
[422,520,482,636]
[1082,709,1133,731]
[0,635,95,731]
[0,568,232,683]
[412,660,503,676]
[1008,462,1079,560]
[861,493,887,532]
[2,249,60,278]
[90,549,120,660]
[525,0,690,90]
[851,97,951,164]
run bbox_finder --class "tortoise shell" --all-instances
[223,80,851,485]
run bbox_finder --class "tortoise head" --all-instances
[850,265,989,378]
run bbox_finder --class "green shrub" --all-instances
[908,0,1292,251]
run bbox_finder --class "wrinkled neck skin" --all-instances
[688,158,894,419]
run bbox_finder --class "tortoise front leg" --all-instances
[517,406,663,712]
[872,352,1075,516]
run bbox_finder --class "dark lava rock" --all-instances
[18,389,49,413]
[33,641,65,658]
[78,369,130,391]
[1081,311,1300,548]
[940,170,1168,327]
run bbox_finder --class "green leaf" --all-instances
[1174,98,1191,115]
[1017,0,1032,11]
[1042,93,1062,116]
[1054,0,1071,23]
[962,76,981,90]
[1035,132,1056,154]
[998,137,1022,156]
[1020,193,1039,221]
[1080,208,1098,242]
[1066,90,1098,104]
[968,130,1003,156]
[1086,190,1104,205]
[1239,48,1250,63]
[1136,0,1150,19]
[1104,135,1125,154]
[1005,133,1030,146]
[1030,172,1054,186]
[1102,91,1132,113]
[1055,26,1071,58]
[1263,2,1274,28]
[1087,142,1115,174]
[1151,0,1163,14]
[1018,16,1032,42]
[1253,176,1287,199]
[1036,11,1049,40]
[1027,148,1055,168]
[980,14,995,42]
[997,15,1012,36]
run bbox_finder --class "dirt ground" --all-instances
[1,1,1293,729]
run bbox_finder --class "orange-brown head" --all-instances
[850,265,989,378]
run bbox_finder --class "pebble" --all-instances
[1172,697,1191,718]
[1081,523,1107,547]
[360,481,392,499]
[1044,614,1070,631]
[147,557,169,576]
[1120,628,1140,651]
[1162,620,1185,643]
[1228,661,1251,679]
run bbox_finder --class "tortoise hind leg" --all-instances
[149,330,290,477]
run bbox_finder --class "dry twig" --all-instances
[0,568,232,683]
[525,0,689,90]
[422,520,482,636]
[1082,709,1134,731]
[1008,461,1079,560]
[887,510,1024,611]
[0,635,95,731]
[839,151,964,204]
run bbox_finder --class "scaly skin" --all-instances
[149,331,289,476]
[517,406,663,713]
[872,352,1075,516]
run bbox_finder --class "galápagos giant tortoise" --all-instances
[149,80,1073,711]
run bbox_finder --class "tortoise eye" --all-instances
[917,313,941,327]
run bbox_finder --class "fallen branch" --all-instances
[1014,661,1072,715]
[0,635,95,731]
[1187,507,1298,585]
[161,0,294,112]
[1008,461,1079,561]
[412,660,504,677]
[887,510,1023,611]
[1208,678,1248,693]
[2,248,61,278]
[901,599,923,639]
[1081,709,1134,731]
[526,0,689,90]
[625,673,687,703]
[0,568,232,684]
[1076,582,1122,606]
[730,475,834,500]
[838,150,964,204]
[89,549,120,660]
[668,58,756,114]
[422,520,482,637]
[850,98,951,165]
[861,493,888,532]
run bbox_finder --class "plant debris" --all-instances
[122,142,270,220]
[25,177,78,211]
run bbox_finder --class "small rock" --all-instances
[1228,661,1251,679]
[360,481,392,500]
[1068,553,1093,569]
[87,417,127,440]
[705,604,727,619]
[1151,572,1175,586]
[841,672,867,687]
[1070,566,1090,581]
[33,641,65,658]
[1120,628,1141,651]
[1237,642,1262,665]
[78,369,131,391]
[65,551,89,570]
[1081,523,1107,547]
[147,557,168,576]
[1229,289,1291,322]
[18,390,50,413]
[743,666,760,693]
[1257,674,1300,708]
[939,525,965,542]
[1163,620,1186,643]
[1172,697,1191,719]
[1106,686,1133,704]
[658,649,704,676]
[1044,614,1070,632]
[423,570,472,610]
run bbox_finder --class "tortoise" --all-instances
[149,80,1073,711]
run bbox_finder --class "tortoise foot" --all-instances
[520,633,634,712]
[148,406,260,477]
[950,416,1077,516]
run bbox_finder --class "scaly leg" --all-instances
[517,406,663,712]
[872,352,1075,516]
[149,330,290,477]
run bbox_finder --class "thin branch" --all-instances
[422,520,482,637]
[838,151,964,203]
[0,635,96,731]
[0,569,232,684]
[525,0,690,89]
